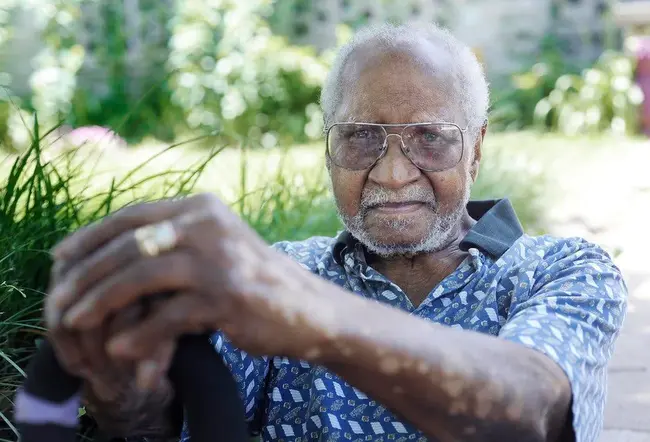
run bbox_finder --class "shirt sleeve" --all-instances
[498,238,628,442]
[179,331,271,441]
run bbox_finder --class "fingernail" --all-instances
[107,335,132,357]
[63,303,90,327]
[45,307,61,327]
[52,243,72,260]
[51,284,73,309]
[137,361,160,391]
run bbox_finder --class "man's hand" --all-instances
[47,193,337,388]
[45,260,179,438]
[48,259,135,397]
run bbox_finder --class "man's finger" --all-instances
[50,229,148,314]
[45,259,70,327]
[83,304,144,402]
[62,252,197,330]
[108,299,174,392]
[106,294,212,361]
[135,340,176,392]
[47,327,89,377]
[108,302,145,334]
[49,259,67,284]
[77,326,120,399]
[51,197,199,262]
[79,327,108,372]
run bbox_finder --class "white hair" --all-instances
[320,22,490,137]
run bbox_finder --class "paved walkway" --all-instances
[544,140,650,441]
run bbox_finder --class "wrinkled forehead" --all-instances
[335,40,462,125]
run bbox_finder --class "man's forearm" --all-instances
[83,379,182,440]
[302,285,572,441]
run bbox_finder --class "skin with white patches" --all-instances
[450,400,469,416]
[379,357,401,375]
[443,378,465,398]
[47,260,179,439]
[474,387,493,419]
[506,398,526,421]
[303,347,322,360]
[464,426,477,435]
[310,294,571,441]
[334,342,353,357]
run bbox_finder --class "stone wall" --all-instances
[273,0,612,80]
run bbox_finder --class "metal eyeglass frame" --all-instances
[325,122,469,172]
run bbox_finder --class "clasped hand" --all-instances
[45,193,335,390]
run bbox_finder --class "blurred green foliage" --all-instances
[488,35,582,131]
[1,0,645,145]
[0,0,15,150]
[0,0,336,147]
[167,0,330,147]
[489,33,643,136]
[0,119,219,440]
[534,51,643,135]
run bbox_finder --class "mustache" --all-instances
[360,187,437,210]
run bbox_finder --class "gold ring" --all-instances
[133,220,178,257]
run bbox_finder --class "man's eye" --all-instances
[352,130,371,139]
[422,131,439,142]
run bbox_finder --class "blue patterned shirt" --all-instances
[180,199,628,442]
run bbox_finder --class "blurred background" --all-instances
[0,0,649,441]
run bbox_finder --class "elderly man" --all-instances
[39,22,626,442]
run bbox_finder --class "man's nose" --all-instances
[367,134,421,189]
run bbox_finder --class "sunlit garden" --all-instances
[1,0,649,440]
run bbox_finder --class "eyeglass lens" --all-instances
[327,123,463,171]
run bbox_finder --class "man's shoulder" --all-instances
[510,233,619,267]
[270,235,340,271]
[505,233,628,297]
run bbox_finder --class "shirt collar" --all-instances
[333,198,524,266]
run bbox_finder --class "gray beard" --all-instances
[335,181,472,258]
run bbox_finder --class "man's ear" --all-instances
[325,152,331,171]
[469,123,487,183]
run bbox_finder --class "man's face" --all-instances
[329,42,481,257]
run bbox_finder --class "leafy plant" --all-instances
[26,0,179,144]
[167,0,329,147]
[472,138,549,234]
[489,34,579,132]
[0,118,219,440]
[2,0,332,147]
[0,0,19,150]
[533,51,643,136]
[234,145,341,243]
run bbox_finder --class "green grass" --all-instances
[0,125,220,441]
